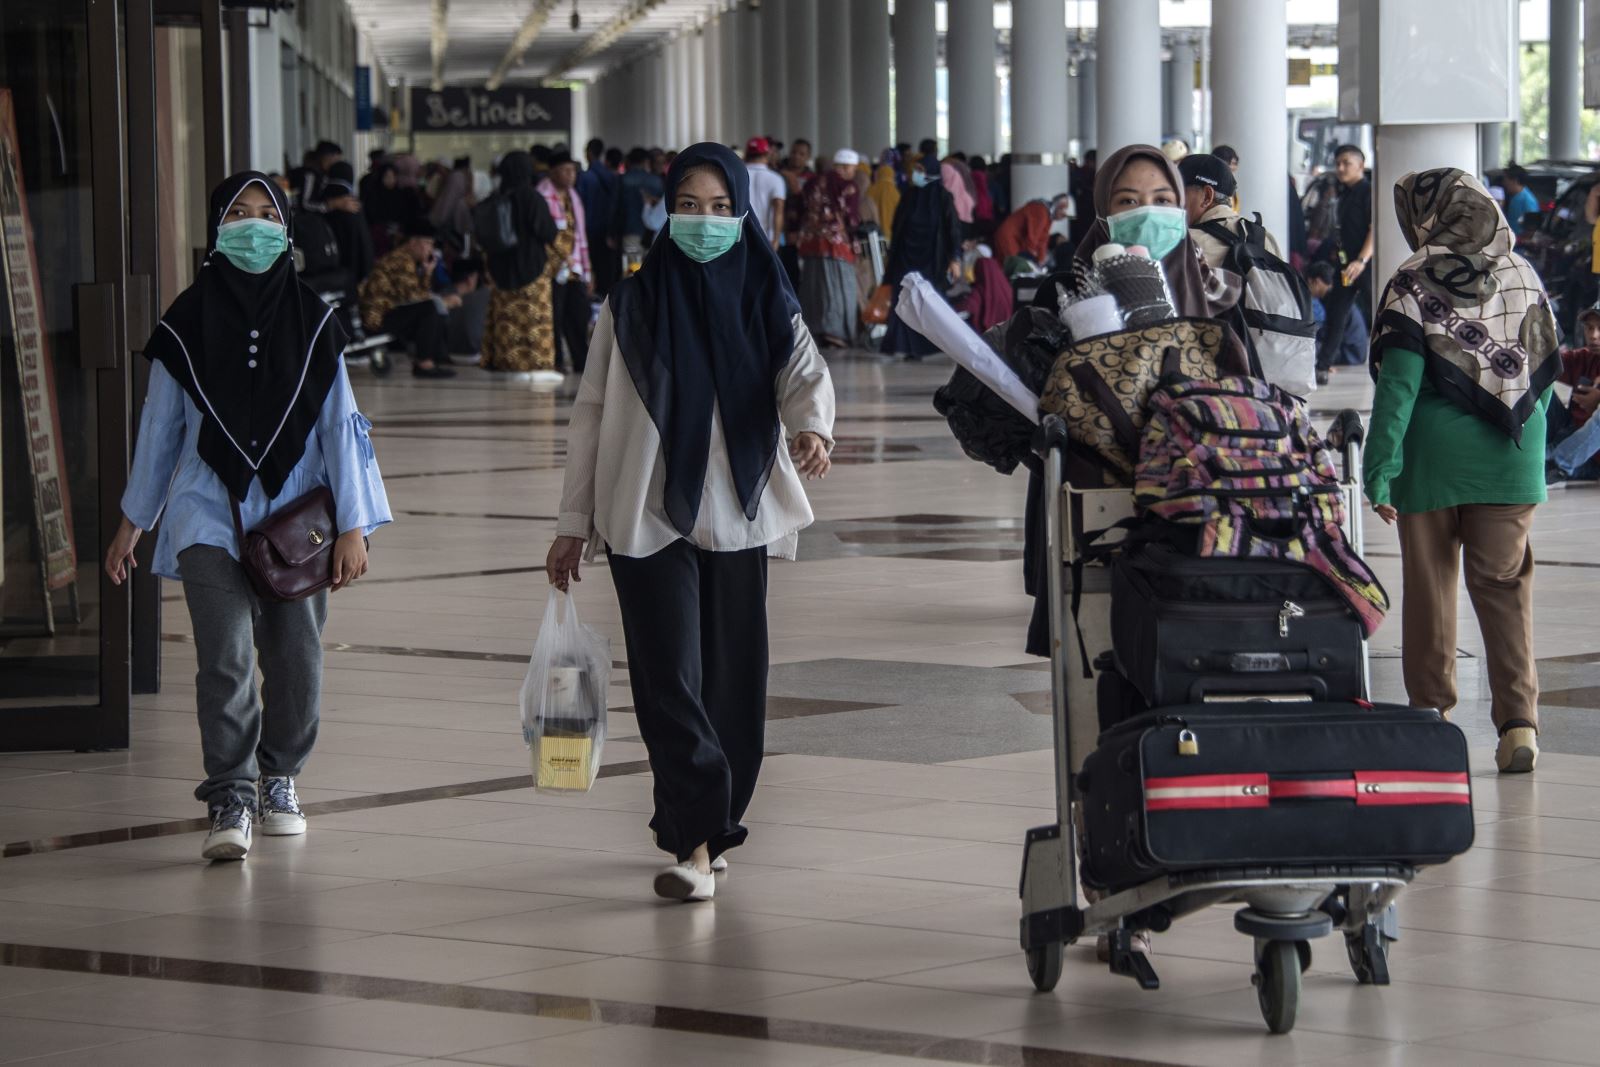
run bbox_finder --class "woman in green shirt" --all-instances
[1365,168,1561,774]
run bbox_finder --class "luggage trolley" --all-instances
[1017,409,1408,1035]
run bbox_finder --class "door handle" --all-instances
[72,281,120,369]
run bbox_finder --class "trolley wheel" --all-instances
[1346,923,1393,985]
[1025,942,1064,992]
[1253,940,1303,1034]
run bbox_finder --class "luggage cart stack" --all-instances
[1017,410,1425,1035]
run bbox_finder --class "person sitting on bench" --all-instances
[358,217,460,379]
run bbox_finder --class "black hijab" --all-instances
[609,142,802,536]
[486,150,557,290]
[142,171,346,502]
[886,154,960,290]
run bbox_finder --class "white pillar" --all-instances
[1211,0,1288,242]
[705,15,725,144]
[676,34,693,146]
[739,0,763,143]
[1480,123,1504,172]
[1166,41,1195,147]
[1096,0,1160,153]
[762,0,788,138]
[893,0,937,148]
[815,0,853,154]
[851,0,891,154]
[721,5,743,143]
[1076,56,1097,154]
[1550,0,1581,160]
[655,49,671,151]
[786,0,819,142]
[1373,125,1479,283]
[946,0,997,158]
[1011,0,1070,204]
[690,29,708,143]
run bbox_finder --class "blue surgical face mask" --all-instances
[642,195,669,233]
[669,213,744,263]
[1105,205,1188,261]
[215,218,288,273]
[911,171,933,187]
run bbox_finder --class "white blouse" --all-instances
[556,306,836,560]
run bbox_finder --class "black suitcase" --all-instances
[1110,538,1365,708]
[1078,702,1474,892]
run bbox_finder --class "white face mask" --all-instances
[642,196,668,232]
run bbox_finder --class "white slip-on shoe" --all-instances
[258,776,308,836]
[711,855,728,873]
[201,801,253,861]
[653,863,716,902]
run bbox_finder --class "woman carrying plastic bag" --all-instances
[521,590,609,793]
[545,144,836,903]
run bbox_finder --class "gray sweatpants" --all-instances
[178,545,328,810]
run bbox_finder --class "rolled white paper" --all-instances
[896,273,1042,423]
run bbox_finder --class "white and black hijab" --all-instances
[1371,168,1560,443]
[142,171,346,500]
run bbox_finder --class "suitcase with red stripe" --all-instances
[1077,701,1474,892]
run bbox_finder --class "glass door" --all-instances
[0,0,137,750]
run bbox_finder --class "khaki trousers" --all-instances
[1396,505,1538,731]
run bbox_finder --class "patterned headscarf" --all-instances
[1371,168,1560,442]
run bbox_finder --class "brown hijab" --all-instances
[1072,144,1236,319]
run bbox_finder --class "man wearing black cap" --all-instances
[1179,151,1283,268]
[358,218,460,379]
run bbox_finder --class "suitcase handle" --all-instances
[1190,672,1330,701]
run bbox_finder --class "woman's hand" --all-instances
[1374,503,1398,526]
[1343,258,1368,285]
[331,529,369,591]
[547,536,586,591]
[104,517,142,585]
[791,431,832,480]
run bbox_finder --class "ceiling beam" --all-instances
[430,0,448,91]
[542,0,666,83]
[486,0,565,90]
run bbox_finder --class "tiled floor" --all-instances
[3,355,1600,1064]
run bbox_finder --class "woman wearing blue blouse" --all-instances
[105,172,391,861]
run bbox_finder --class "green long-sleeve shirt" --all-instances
[1363,347,1549,513]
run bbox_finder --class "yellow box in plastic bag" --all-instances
[534,734,596,792]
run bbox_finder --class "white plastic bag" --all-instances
[519,589,610,793]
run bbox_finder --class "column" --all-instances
[739,0,764,143]
[1479,123,1504,172]
[816,0,853,153]
[705,15,725,145]
[690,28,708,143]
[1550,0,1581,160]
[893,0,937,148]
[786,0,819,142]
[655,49,672,150]
[1076,56,1097,154]
[946,0,997,157]
[762,0,788,138]
[851,0,891,154]
[721,4,743,142]
[1011,0,1070,204]
[1166,40,1195,147]
[676,33,694,145]
[1211,0,1288,241]
[1096,0,1160,153]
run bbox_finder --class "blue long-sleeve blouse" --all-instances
[121,358,392,580]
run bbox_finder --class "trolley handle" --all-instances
[1034,413,1071,457]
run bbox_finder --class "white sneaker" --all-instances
[530,370,566,386]
[653,863,716,902]
[201,802,253,861]
[711,855,728,872]
[258,776,307,836]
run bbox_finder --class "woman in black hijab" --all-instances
[545,143,836,903]
[883,153,964,360]
[480,150,563,377]
[104,172,392,863]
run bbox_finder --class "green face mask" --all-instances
[215,218,288,274]
[669,213,744,263]
[1105,205,1188,261]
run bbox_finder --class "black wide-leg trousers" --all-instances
[608,540,769,863]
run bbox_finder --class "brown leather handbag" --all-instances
[231,487,338,602]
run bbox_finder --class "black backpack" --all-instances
[1199,213,1318,396]
[471,194,519,255]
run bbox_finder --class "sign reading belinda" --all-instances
[410,87,572,134]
